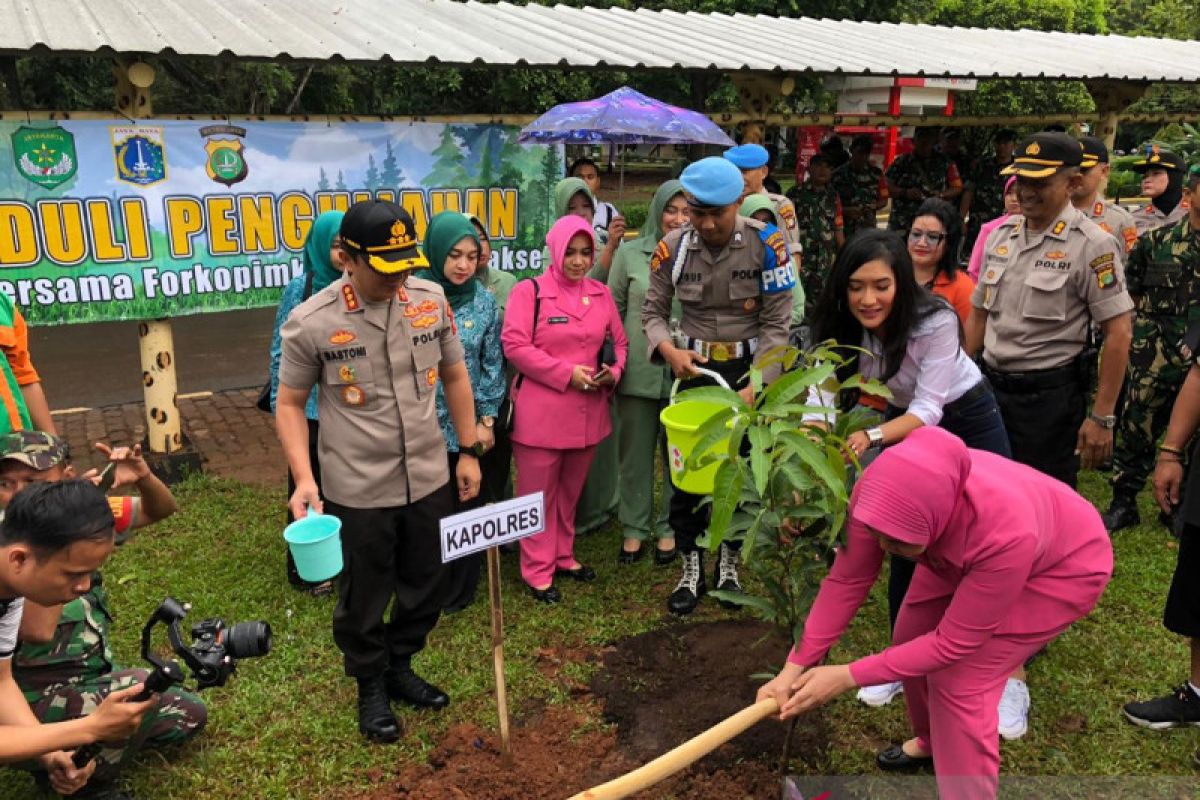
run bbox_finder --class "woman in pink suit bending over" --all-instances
[758,426,1112,799]
[501,215,629,604]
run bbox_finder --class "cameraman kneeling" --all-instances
[1,432,205,799]
[0,480,155,795]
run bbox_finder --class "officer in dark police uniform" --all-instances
[277,201,483,743]
[966,133,1134,488]
[642,157,794,615]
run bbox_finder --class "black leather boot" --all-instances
[1102,495,1140,533]
[357,676,401,743]
[667,550,706,615]
[385,667,450,710]
[712,542,743,609]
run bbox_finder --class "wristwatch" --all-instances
[480,416,495,428]
[462,442,486,457]
[866,427,885,447]
[1089,413,1117,429]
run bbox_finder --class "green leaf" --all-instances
[708,590,777,617]
[683,406,737,472]
[760,362,836,411]
[706,460,744,550]
[781,432,847,502]
[673,385,746,410]
[748,426,771,496]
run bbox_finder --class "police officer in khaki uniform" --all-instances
[277,200,483,744]
[1131,148,1190,236]
[642,156,794,615]
[725,144,801,249]
[966,133,1134,488]
[1072,136,1139,258]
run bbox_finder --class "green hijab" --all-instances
[305,210,345,293]
[553,177,597,218]
[635,180,685,253]
[424,211,481,309]
[738,194,782,229]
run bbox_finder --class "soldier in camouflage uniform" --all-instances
[961,129,1017,252]
[832,134,887,242]
[1103,166,1200,533]
[0,431,202,799]
[885,127,964,233]
[787,155,845,305]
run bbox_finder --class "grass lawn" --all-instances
[1,469,1197,798]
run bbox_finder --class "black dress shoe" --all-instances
[357,677,401,742]
[555,564,597,582]
[384,668,450,710]
[618,545,644,565]
[1102,499,1140,533]
[876,744,933,772]
[653,545,677,566]
[529,585,561,604]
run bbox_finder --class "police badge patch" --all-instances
[200,125,249,187]
[111,125,167,186]
[649,240,670,272]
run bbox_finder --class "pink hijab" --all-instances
[967,176,1019,281]
[850,426,971,548]
[545,214,596,314]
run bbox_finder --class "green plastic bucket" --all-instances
[660,368,733,495]
[283,509,343,582]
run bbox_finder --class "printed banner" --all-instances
[0,120,561,325]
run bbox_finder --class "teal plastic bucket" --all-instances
[283,510,343,582]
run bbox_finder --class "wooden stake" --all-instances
[566,698,780,800]
[487,546,513,766]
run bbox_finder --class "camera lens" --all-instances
[226,621,272,659]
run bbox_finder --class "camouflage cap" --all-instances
[0,430,70,470]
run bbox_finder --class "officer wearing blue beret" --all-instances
[725,143,801,249]
[642,157,795,616]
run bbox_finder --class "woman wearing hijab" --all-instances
[467,214,518,506]
[268,209,344,595]
[502,215,628,603]
[551,176,622,537]
[1130,148,1190,235]
[608,180,687,564]
[758,427,1112,800]
[420,211,505,612]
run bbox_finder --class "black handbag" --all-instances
[503,279,540,432]
[258,270,315,413]
[597,336,617,371]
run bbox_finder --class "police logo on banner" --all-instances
[11,125,77,189]
[111,125,167,186]
[200,125,249,187]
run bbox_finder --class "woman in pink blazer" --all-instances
[758,426,1112,799]
[501,215,629,604]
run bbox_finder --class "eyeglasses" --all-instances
[908,230,946,245]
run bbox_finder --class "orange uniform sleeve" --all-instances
[3,308,41,386]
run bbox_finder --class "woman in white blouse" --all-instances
[807,230,1030,740]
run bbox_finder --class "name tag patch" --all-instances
[323,346,368,362]
[548,316,569,324]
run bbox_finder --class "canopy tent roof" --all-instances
[3,0,1200,83]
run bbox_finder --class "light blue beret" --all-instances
[723,143,770,169]
[680,157,744,208]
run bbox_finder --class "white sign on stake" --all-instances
[440,492,545,563]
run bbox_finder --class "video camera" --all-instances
[72,597,271,767]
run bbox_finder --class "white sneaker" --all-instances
[998,678,1030,740]
[857,681,904,707]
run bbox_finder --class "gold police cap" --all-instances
[1001,133,1084,179]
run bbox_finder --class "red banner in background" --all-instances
[793,126,829,184]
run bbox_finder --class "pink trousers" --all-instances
[895,579,1085,800]
[513,442,596,589]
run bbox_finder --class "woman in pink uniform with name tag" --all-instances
[757,426,1112,799]
[501,215,628,604]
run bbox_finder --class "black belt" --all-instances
[888,379,991,419]
[982,355,1086,393]
[944,379,992,414]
